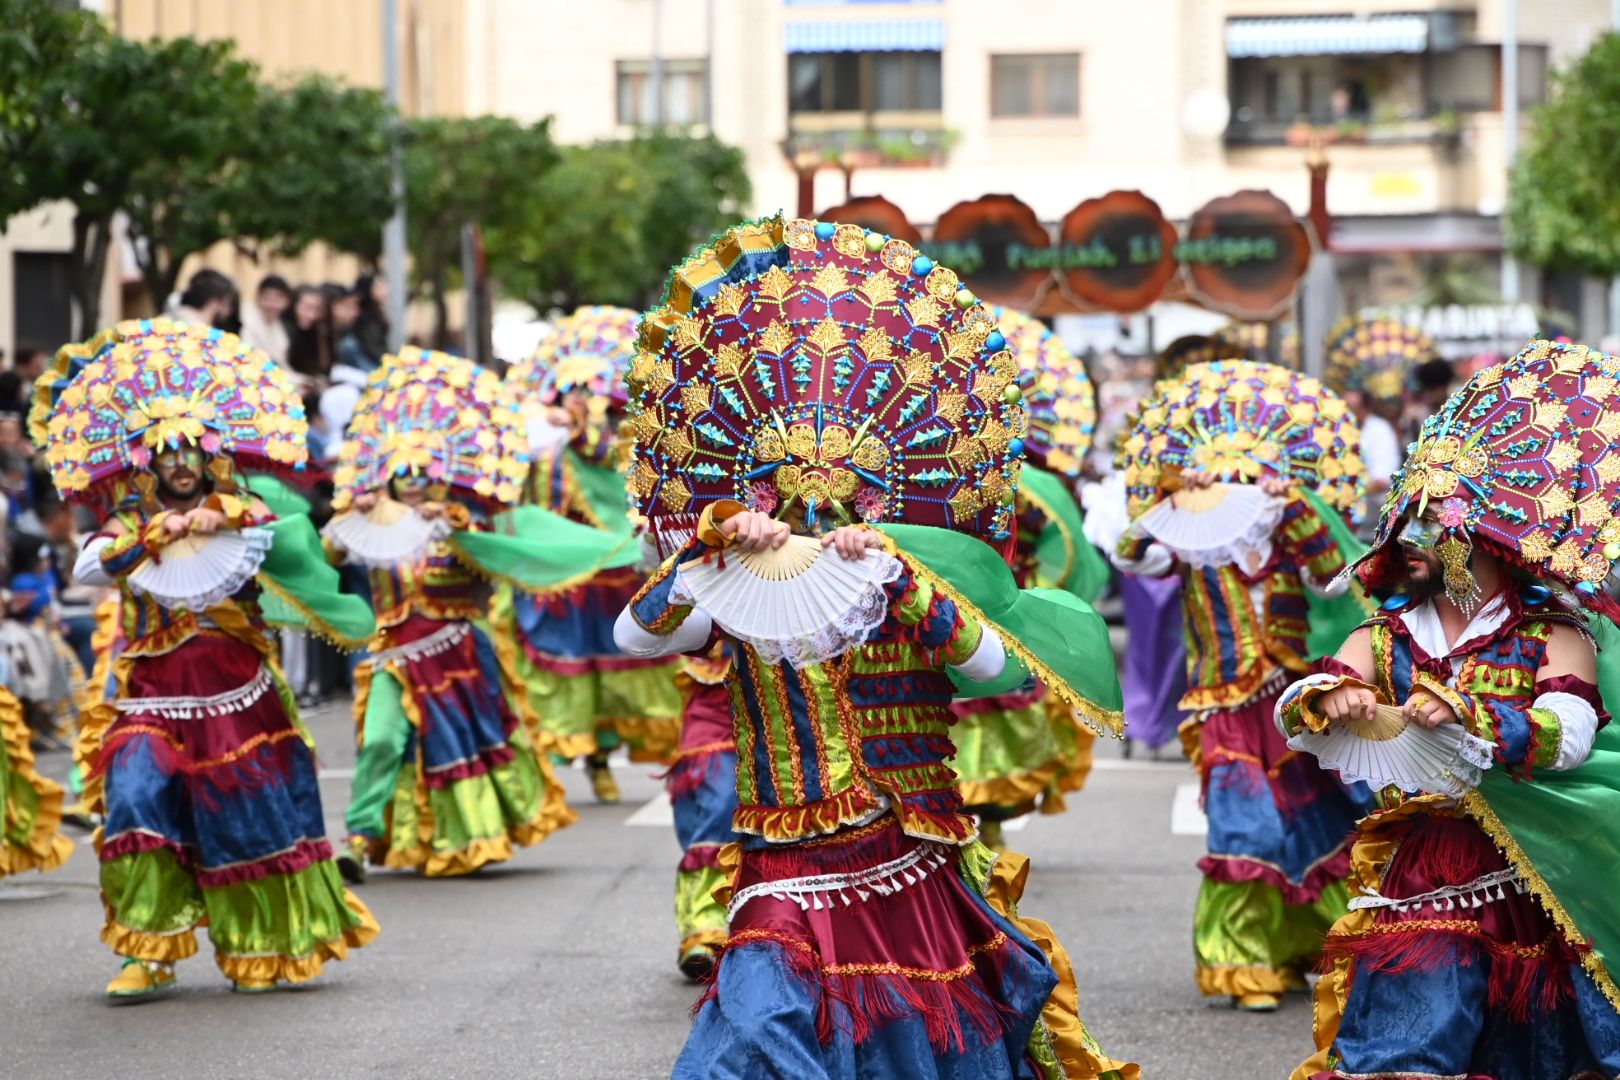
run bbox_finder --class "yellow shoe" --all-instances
[232,978,278,994]
[336,834,369,885]
[589,765,621,804]
[106,959,176,1000]
[1234,992,1280,1012]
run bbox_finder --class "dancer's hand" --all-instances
[417,501,446,521]
[822,526,880,561]
[720,511,790,552]
[1260,475,1291,498]
[161,512,190,539]
[1403,691,1459,730]
[1319,684,1376,725]
[184,507,226,535]
[1181,471,1216,490]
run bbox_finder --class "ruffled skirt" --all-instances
[675,818,1136,1080]
[97,632,376,983]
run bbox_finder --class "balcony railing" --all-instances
[1225,110,1463,148]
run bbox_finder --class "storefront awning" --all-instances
[785,19,945,53]
[1226,15,1430,58]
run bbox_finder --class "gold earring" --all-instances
[1437,533,1481,615]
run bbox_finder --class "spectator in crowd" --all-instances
[285,285,333,388]
[0,343,49,416]
[239,274,293,365]
[26,496,97,677]
[348,273,390,371]
[1408,357,1456,440]
[166,268,238,328]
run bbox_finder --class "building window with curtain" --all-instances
[989,54,1080,118]
[788,51,942,116]
[616,59,709,126]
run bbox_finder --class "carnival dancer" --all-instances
[0,682,73,881]
[499,306,682,803]
[1279,338,1620,1078]
[1113,359,1372,1011]
[618,216,1135,1079]
[948,307,1108,848]
[328,348,575,879]
[1322,315,1438,528]
[33,318,377,997]
[666,643,741,981]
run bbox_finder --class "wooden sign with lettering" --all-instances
[1056,191,1180,313]
[924,194,1051,309]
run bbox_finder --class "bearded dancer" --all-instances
[35,319,376,998]
[500,307,682,803]
[1114,359,1372,1011]
[1279,339,1620,1079]
[617,217,1135,1079]
[329,349,575,879]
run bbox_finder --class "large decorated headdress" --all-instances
[1358,339,1620,617]
[626,216,1028,543]
[34,318,307,509]
[507,305,639,415]
[987,306,1094,479]
[1324,315,1436,400]
[332,347,528,512]
[1118,359,1364,521]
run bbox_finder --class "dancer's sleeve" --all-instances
[82,514,182,583]
[1110,533,1173,578]
[1275,629,1379,737]
[1279,497,1347,596]
[1450,623,1603,777]
[886,560,1002,680]
[612,502,735,658]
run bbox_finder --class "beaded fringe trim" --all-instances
[370,621,469,668]
[727,842,951,923]
[1348,867,1526,915]
[115,664,275,720]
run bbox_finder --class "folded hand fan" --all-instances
[1134,482,1280,567]
[675,534,902,668]
[129,527,275,611]
[1291,703,1491,797]
[322,498,451,568]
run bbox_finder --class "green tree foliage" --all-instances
[401,115,560,346]
[234,76,395,265]
[487,132,752,315]
[1507,32,1620,277]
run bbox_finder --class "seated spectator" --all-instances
[239,274,293,365]
[166,268,237,329]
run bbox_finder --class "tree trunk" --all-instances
[130,227,184,320]
[430,261,451,351]
[68,209,115,338]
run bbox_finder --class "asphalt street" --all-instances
[3,699,1314,1080]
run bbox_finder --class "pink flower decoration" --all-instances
[200,432,221,454]
[748,481,779,513]
[854,487,886,522]
[1437,497,1469,529]
[427,460,447,480]
[130,445,151,468]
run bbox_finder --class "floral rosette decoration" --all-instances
[506,304,640,422]
[1117,359,1365,520]
[627,215,1029,544]
[34,318,307,509]
[1323,315,1437,400]
[1357,339,1620,616]
[332,347,529,512]
[987,305,1095,479]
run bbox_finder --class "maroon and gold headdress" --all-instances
[628,216,1028,543]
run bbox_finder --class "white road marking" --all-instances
[626,790,674,826]
[1171,781,1207,836]
[318,768,356,780]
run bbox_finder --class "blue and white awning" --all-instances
[1226,15,1430,58]
[785,19,945,53]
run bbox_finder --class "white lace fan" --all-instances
[675,535,902,668]
[1135,482,1275,556]
[128,527,275,611]
[323,498,450,568]
[1291,704,1491,797]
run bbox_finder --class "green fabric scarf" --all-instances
[257,514,375,648]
